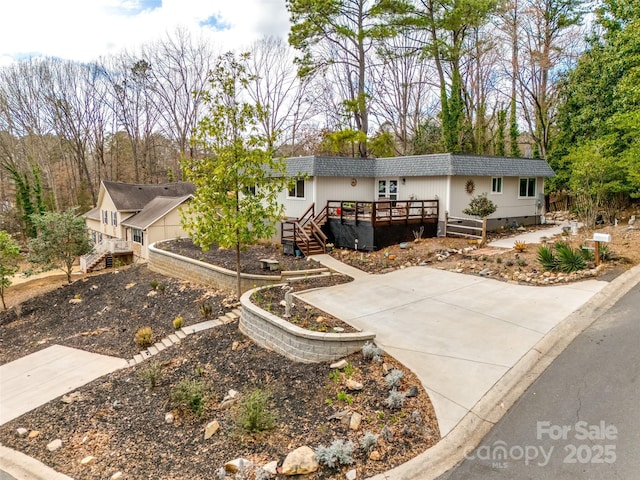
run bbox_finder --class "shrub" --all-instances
[362,342,383,363]
[360,432,379,454]
[314,440,355,469]
[235,389,276,433]
[537,245,558,271]
[556,243,586,273]
[513,240,527,252]
[463,192,497,218]
[134,326,153,348]
[173,316,184,329]
[170,378,208,416]
[385,389,405,410]
[199,302,213,318]
[385,369,404,389]
[138,361,162,388]
[381,425,394,442]
[150,280,159,290]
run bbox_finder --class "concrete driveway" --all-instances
[299,263,607,436]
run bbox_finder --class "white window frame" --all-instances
[519,177,536,198]
[491,177,503,194]
[287,178,305,199]
[377,178,399,200]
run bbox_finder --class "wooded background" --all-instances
[1,0,637,236]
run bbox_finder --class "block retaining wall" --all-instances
[148,241,326,293]
[239,286,376,363]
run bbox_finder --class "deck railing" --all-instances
[281,203,327,256]
[80,239,132,272]
[326,199,439,227]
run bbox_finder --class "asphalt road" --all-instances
[440,282,640,479]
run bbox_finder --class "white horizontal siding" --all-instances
[449,176,543,220]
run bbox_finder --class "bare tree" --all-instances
[144,27,216,174]
[245,36,315,153]
[515,0,586,158]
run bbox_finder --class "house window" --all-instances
[132,228,144,245]
[102,210,108,224]
[519,178,536,197]
[244,185,256,196]
[491,177,503,194]
[378,179,398,200]
[288,178,305,198]
[111,211,118,226]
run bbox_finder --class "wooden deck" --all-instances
[326,199,439,227]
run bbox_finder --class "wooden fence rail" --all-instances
[444,212,487,244]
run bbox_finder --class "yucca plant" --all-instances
[556,243,586,273]
[537,245,558,271]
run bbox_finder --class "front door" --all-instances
[377,179,398,200]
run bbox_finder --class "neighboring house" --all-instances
[279,154,555,253]
[82,180,195,270]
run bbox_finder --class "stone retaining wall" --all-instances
[239,286,376,363]
[148,241,329,293]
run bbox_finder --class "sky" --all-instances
[0,0,291,66]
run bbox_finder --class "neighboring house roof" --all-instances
[284,154,555,178]
[121,195,191,230]
[83,207,100,220]
[101,180,195,211]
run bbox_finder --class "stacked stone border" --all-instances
[239,285,376,364]
[148,241,329,293]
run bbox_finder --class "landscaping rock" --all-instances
[263,460,278,475]
[80,455,96,465]
[406,386,419,398]
[47,439,63,452]
[69,298,82,305]
[346,379,363,391]
[62,391,83,404]
[330,359,348,369]
[204,420,220,439]
[16,427,28,437]
[164,412,174,424]
[328,409,351,422]
[231,341,240,350]
[225,458,253,473]
[281,446,319,475]
[28,430,40,439]
[369,450,381,461]
[349,411,363,431]
[346,468,358,480]
[110,472,123,480]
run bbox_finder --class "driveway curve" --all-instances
[300,261,607,436]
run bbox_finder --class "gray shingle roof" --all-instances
[121,195,191,230]
[102,181,195,211]
[284,154,555,178]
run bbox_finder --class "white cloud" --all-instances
[0,0,290,64]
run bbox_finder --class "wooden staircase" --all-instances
[281,203,329,257]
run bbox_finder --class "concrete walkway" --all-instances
[0,345,127,426]
[488,221,575,249]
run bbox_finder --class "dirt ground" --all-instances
[0,265,439,479]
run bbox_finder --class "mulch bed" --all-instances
[158,239,315,275]
[251,275,358,333]
[0,264,441,479]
